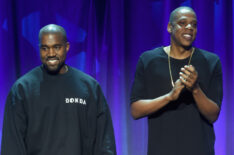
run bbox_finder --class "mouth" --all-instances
[182,33,193,40]
[46,58,59,65]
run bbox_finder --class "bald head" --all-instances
[39,24,67,44]
[169,6,196,25]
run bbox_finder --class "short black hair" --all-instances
[39,24,67,44]
[169,6,196,25]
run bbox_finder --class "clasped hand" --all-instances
[168,65,198,101]
[179,65,198,90]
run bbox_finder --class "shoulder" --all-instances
[68,66,99,86]
[140,47,164,59]
[13,66,42,88]
[195,48,220,62]
[139,47,166,66]
[68,67,104,99]
[9,66,42,98]
[195,48,221,68]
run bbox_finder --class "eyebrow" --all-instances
[40,44,64,47]
[178,16,197,20]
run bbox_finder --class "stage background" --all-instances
[0,0,233,154]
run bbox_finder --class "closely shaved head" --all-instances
[169,6,196,25]
[39,24,67,44]
[167,6,197,48]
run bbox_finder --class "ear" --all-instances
[65,42,70,53]
[167,23,172,33]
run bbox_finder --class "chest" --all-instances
[143,57,212,96]
[24,79,95,121]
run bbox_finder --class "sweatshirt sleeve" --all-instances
[94,85,116,155]
[1,88,27,155]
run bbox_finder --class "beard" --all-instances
[43,62,65,75]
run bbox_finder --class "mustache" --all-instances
[46,56,59,61]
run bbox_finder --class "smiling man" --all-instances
[39,25,69,74]
[1,24,116,155]
[130,7,223,155]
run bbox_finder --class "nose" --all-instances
[48,48,56,57]
[185,23,192,29]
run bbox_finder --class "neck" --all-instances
[167,43,193,59]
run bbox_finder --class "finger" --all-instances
[180,75,193,88]
[174,82,184,93]
[175,79,182,85]
[188,73,196,81]
[184,65,195,73]
[177,83,185,90]
[179,72,192,83]
[185,65,198,80]
[174,79,185,89]
[181,67,192,77]
[179,76,187,85]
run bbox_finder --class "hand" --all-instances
[179,65,198,91]
[168,79,184,101]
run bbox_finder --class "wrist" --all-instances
[192,83,200,94]
[165,93,173,102]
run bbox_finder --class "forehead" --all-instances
[175,9,197,22]
[40,33,64,45]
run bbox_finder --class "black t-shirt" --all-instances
[1,65,116,155]
[130,47,223,155]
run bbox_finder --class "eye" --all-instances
[54,45,62,51]
[192,23,197,28]
[40,46,48,51]
[178,21,186,26]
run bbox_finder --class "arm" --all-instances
[1,90,27,155]
[131,79,184,119]
[130,56,185,119]
[180,64,222,123]
[94,86,116,155]
[192,85,220,123]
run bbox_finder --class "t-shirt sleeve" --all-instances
[1,88,27,155]
[207,58,223,107]
[130,57,146,103]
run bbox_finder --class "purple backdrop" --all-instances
[0,0,233,154]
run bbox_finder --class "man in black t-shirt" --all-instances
[130,6,223,155]
[1,24,116,155]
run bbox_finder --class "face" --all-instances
[40,33,70,74]
[168,9,197,48]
